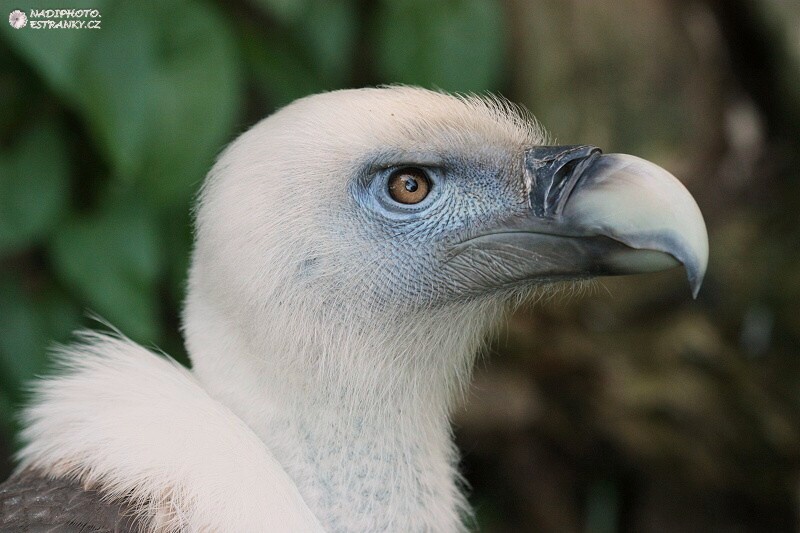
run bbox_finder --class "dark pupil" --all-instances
[403,177,419,193]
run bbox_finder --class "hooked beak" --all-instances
[448,145,709,297]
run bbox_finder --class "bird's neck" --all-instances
[185,290,499,532]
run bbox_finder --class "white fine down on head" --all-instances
[16,332,324,533]
[11,86,707,532]
[182,86,542,531]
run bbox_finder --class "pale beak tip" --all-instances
[562,152,709,298]
[688,262,706,299]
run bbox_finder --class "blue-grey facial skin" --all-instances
[349,146,533,308]
[347,147,641,309]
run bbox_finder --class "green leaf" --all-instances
[137,3,242,204]
[301,0,358,85]
[242,0,356,100]
[3,0,243,206]
[70,5,154,181]
[0,53,42,140]
[163,203,193,306]
[247,0,313,24]
[48,193,163,343]
[0,278,80,398]
[0,121,70,253]
[0,280,49,393]
[372,0,506,92]
[0,390,19,452]
[77,1,242,204]
[241,25,327,106]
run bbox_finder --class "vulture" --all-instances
[0,87,708,532]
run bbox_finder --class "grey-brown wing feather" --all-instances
[0,470,145,532]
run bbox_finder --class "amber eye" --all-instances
[387,167,431,205]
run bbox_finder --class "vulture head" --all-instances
[179,86,707,529]
[1,86,708,533]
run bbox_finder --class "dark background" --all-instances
[1,0,799,531]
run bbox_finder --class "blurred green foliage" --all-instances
[0,0,506,448]
[2,0,800,531]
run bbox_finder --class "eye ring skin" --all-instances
[356,165,446,220]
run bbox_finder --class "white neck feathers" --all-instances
[185,285,503,531]
[16,332,324,532]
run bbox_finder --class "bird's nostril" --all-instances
[525,145,602,218]
[550,159,581,204]
[550,150,603,216]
